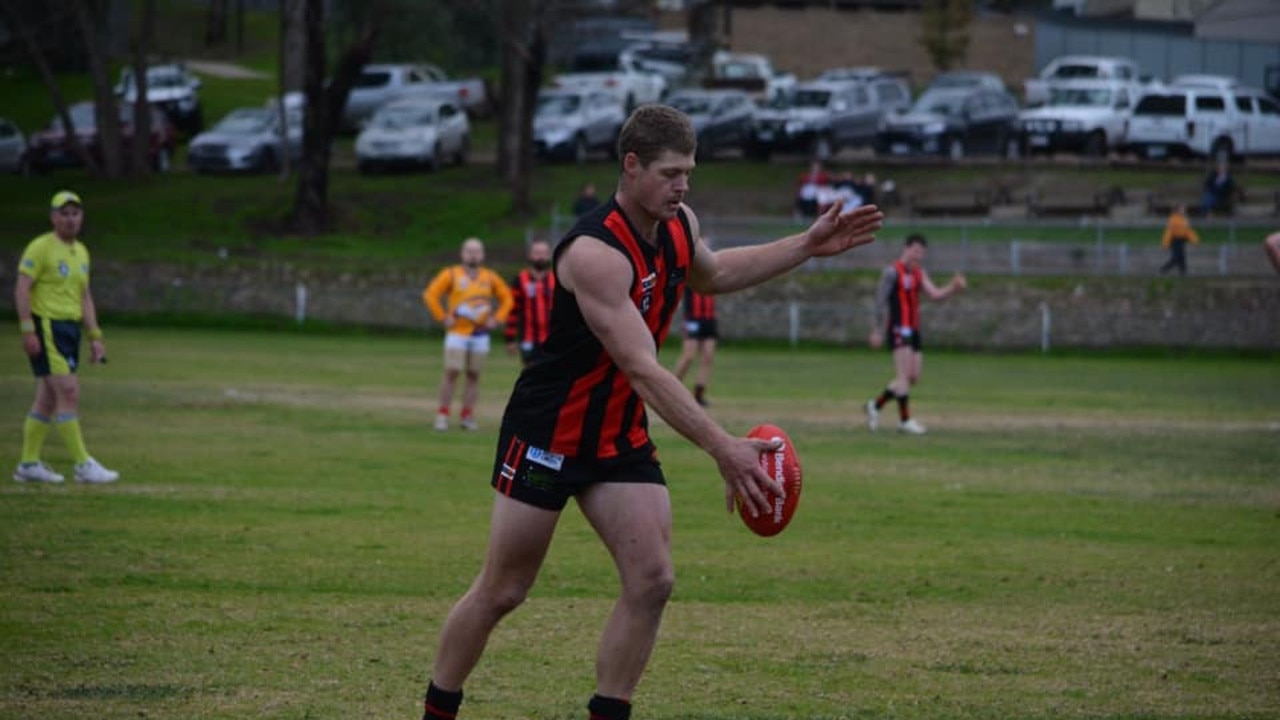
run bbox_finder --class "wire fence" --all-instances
[541,211,1279,277]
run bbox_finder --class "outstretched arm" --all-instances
[559,235,783,518]
[921,268,966,301]
[689,201,883,295]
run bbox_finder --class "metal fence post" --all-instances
[788,301,800,348]
[1040,302,1051,354]
[1011,239,1021,277]
[1119,243,1128,275]
[295,283,308,325]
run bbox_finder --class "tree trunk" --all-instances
[0,1,100,174]
[74,0,125,178]
[206,0,229,47]
[131,0,157,177]
[290,0,382,234]
[496,0,546,216]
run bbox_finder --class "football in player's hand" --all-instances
[738,423,803,537]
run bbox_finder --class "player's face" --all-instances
[50,205,83,240]
[626,149,694,220]
[460,240,484,268]
[528,242,552,269]
[904,243,926,268]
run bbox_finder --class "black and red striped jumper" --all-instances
[504,265,556,363]
[501,197,695,460]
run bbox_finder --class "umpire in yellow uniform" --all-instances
[13,190,119,484]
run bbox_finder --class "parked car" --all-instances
[27,101,178,173]
[753,79,906,160]
[532,88,626,163]
[925,70,1007,93]
[0,118,29,174]
[816,68,912,113]
[1024,55,1148,107]
[354,97,470,173]
[115,63,204,135]
[1123,78,1280,161]
[1018,80,1140,157]
[343,63,488,130]
[666,89,756,159]
[705,51,797,104]
[188,106,303,173]
[875,87,1022,159]
[617,32,700,89]
[553,57,666,113]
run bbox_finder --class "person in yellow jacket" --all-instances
[1160,203,1200,277]
[13,191,119,484]
[423,238,513,431]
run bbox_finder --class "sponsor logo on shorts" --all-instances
[526,446,565,471]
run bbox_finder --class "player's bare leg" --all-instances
[579,481,675,702]
[460,368,481,430]
[673,336,696,380]
[430,494,560,690]
[1265,232,1280,274]
[695,339,716,406]
[435,368,460,429]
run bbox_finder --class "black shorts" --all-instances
[684,319,718,340]
[491,426,665,511]
[886,325,923,352]
[29,315,81,377]
[517,341,540,365]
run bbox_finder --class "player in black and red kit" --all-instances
[864,234,966,435]
[504,238,556,367]
[673,283,717,406]
[420,105,883,720]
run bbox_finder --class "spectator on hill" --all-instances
[572,182,600,217]
[793,160,831,220]
[1159,203,1200,277]
[1201,160,1236,216]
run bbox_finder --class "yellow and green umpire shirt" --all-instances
[19,232,90,322]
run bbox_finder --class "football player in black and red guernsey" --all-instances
[420,104,883,720]
[672,282,717,407]
[504,238,556,367]
[864,234,966,436]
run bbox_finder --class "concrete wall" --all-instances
[4,261,1273,351]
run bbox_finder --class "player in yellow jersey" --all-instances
[422,238,514,431]
[13,191,119,484]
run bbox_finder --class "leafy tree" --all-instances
[919,0,973,73]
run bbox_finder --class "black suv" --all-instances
[875,87,1022,159]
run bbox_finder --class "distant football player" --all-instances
[504,238,555,367]
[422,237,513,431]
[864,233,966,435]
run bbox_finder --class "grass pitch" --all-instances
[2,328,1277,719]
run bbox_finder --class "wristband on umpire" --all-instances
[88,328,104,341]
[19,319,35,334]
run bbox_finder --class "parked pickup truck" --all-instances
[705,51,797,104]
[553,58,667,113]
[343,63,489,130]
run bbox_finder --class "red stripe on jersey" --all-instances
[893,261,921,330]
[550,356,612,455]
[596,367,635,456]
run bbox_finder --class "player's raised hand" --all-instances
[951,273,968,291]
[804,202,884,258]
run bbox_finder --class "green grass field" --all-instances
[2,327,1277,719]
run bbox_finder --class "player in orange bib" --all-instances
[422,238,513,431]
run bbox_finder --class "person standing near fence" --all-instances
[505,238,556,367]
[1159,203,1199,277]
[423,237,514,431]
[13,190,120,484]
[864,234,966,436]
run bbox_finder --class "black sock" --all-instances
[875,389,895,409]
[587,694,632,720]
[896,394,910,422]
[695,384,706,401]
[424,681,463,720]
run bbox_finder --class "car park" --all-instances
[354,97,470,173]
[666,88,756,159]
[1018,80,1139,157]
[875,87,1022,159]
[0,118,29,174]
[532,89,626,163]
[1124,77,1280,161]
[751,80,892,159]
[188,106,304,173]
[27,101,177,173]
[116,63,204,135]
[705,51,797,104]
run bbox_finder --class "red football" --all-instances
[737,423,803,537]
